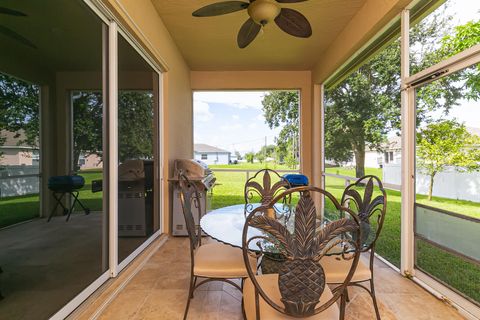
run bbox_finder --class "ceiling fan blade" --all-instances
[274,8,312,38]
[193,1,249,17]
[237,18,261,48]
[0,7,27,16]
[275,0,308,3]
[0,25,36,48]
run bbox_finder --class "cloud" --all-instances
[194,91,267,110]
[194,101,213,122]
[232,114,239,120]
[256,114,265,122]
[220,123,242,131]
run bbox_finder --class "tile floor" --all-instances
[0,212,148,320]
[96,237,465,320]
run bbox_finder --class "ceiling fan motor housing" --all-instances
[247,0,281,26]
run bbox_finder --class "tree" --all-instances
[72,92,103,170]
[255,152,265,164]
[325,8,471,178]
[0,73,39,147]
[256,144,276,163]
[235,151,242,160]
[417,120,480,200]
[245,152,255,163]
[261,91,299,159]
[118,91,154,162]
[284,140,298,169]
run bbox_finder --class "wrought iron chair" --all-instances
[242,186,362,320]
[178,173,256,320]
[322,175,387,319]
[244,169,291,219]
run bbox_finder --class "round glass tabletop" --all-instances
[200,204,263,250]
[200,204,359,255]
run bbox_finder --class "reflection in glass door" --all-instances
[0,1,110,318]
[117,34,160,263]
[414,63,480,305]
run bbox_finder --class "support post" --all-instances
[400,9,415,277]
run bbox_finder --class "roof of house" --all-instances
[366,135,401,152]
[366,127,480,152]
[194,144,230,154]
[0,130,37,148]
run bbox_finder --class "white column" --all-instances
[400,9,415,277]
[108,21,119,277]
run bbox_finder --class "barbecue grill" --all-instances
[47,175,90,222]
[118,159,154,237]
[170,159,216,236]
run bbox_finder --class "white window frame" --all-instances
[50,0,165,318]
[320,5,480,320]
[402,13,480,317]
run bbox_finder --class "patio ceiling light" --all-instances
[192,0,312,49]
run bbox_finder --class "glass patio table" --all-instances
[200,204,272,251]
[200,204,366,256]
[200,204,348,254]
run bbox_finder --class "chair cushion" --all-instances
[243,274,340,320]
[321,255,371,284]
[194,243,256,278]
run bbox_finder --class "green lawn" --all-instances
[210,162,297,170]
[0,170,103,228]
[1,164,478,303]
[210,164,479,303]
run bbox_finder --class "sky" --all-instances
[193,0,479,154]
[194,91,281,155]
[421,0,480,128]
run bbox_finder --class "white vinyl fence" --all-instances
[383,163,480,202]
[0,165,40,198]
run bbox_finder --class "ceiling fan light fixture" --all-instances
[247,0,280,26]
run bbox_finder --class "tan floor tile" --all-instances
[95,237,466,320]
[133,289,187,320]
[346,288,397,319]
[98,290,149,320]
[379,292,464,320]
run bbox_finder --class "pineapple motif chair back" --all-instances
[178,173,203,256]
[341,175,387,253]
[244,169,291,217]
[242,186,362,318]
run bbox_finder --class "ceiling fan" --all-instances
[0,6,36,49]
[192,0,312,49]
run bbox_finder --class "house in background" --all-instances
[0,130,39,166]
[78,153,103,170]
[326,135,402,169]
[365,135,402,168]
[194,144,230,165]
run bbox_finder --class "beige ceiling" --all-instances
[152,0,368,71]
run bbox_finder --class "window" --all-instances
[323,33,402,268]
[117,34,160,264]
[0,1,108,318]
[409,0,480,306]
[193,90,300,210]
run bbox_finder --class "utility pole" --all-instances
[265,136,267,165]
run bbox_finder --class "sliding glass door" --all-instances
[0,1,163,318]
[117,34,161,264]
[413,63,480,306]
[0,1,109,318]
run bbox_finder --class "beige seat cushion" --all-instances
[194,242,256,278]
[243,274,340,320]
[321,255,371,284]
